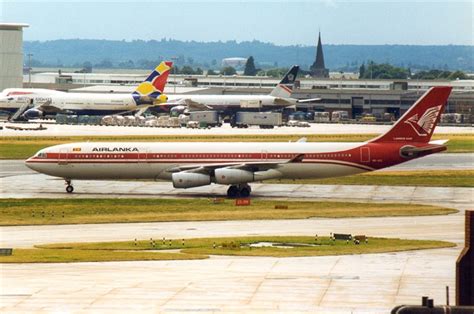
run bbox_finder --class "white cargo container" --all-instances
[178,114,190,126]
[123,115,137,126]
[189,111,221,127]
[314,112,330,122]
[101,115,114,126]
[331,111,349,122]
[168,117,181,128]
[234,112,282,129]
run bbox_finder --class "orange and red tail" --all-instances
[371,86,452,144]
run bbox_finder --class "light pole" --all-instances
[27,53,33,88]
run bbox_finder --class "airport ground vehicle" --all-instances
[287,120,311,127]
[26,87,452,198]
[231,112,282,129]
[188,111,221,127]
[331,111,349,122]
[441,113,464,124]
[314,112,330,122]
[359,114,377,122]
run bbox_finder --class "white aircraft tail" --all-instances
[269,65,299,98]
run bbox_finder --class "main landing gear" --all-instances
[65,180,74,193]
[227,184,251,198]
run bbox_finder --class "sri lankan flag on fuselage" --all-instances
[132,61,172,105]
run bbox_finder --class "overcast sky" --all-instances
[1,0,472,45]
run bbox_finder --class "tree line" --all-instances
[359,61,468,80]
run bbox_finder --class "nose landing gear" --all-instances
[226,184,251,198]
[65,180,74,193]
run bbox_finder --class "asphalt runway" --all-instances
[1,156,472,313]
[1,120,471,137]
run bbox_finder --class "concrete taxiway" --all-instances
[1,155,472,313]
[0,248,460,313]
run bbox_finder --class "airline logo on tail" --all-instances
[133,61,172,104]
[269,65,299,98]
[405,105,442,136]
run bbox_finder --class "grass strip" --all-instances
[0,198,457,226]
[0,248,207,263]
[274,170,474,187]
[0,236,453,263]
[1,133,472,159]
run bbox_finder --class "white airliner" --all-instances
[0,62,172,120]
[161,65,319,113]
[26,87,452,198]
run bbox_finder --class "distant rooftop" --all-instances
[0,23,30,30]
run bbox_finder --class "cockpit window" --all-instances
[36,151,47,158]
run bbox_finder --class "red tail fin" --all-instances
[152,61,173,93]
[371,86,452,143]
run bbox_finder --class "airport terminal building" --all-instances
[25,70,474,123]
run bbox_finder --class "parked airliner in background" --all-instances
[0,61,172,120]
[26,87,452,198]
[162,65,320,113]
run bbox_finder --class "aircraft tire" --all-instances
[66,185,74,193]
[239,187,250,198]
[227,185,239,198]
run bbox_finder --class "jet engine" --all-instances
[22,108,44,120]
[214,168,254,185]
[170,105,186,114]
[172,172,211,188]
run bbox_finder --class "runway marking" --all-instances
[394,256,410,303]
[159,283,191,307]
[245,260,279,305]
[316,256,341,306]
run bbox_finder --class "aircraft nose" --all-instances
[25,156,38,171]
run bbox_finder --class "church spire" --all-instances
[310,31,329,78]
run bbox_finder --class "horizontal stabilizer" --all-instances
[400,144,447,158]
[429,139,449,145]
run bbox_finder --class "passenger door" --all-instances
[58,148,68,165]
[360,147,370,163]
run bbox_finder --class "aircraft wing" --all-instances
[297,97,322,103]
[167,154,304,174]
[273,97,297,106]
[153,98,212,111]
[35,101,63,113]
[183,99,213,111]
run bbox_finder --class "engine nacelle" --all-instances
[214,168,254,185]
[170,105,186,114]
[172,172,211,188]
[23,108,44,120]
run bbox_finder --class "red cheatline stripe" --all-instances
[27,159,375,171]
